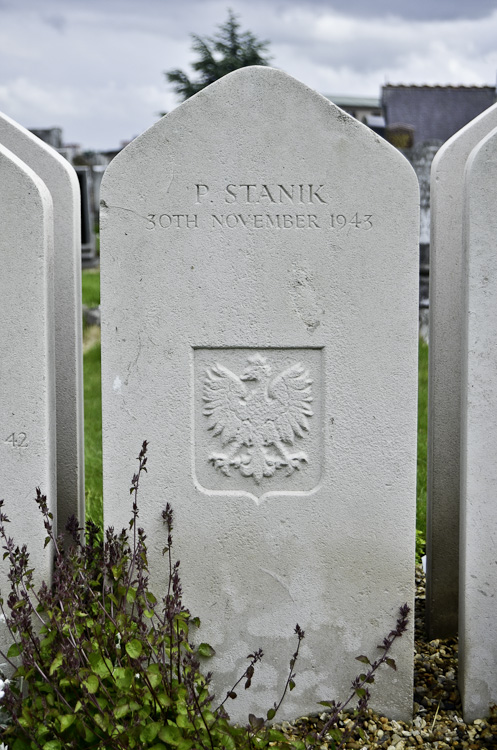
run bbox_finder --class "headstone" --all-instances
[76,166,98,268]
[459,125,497,722]
[101,67,419,722]
[0,112,85,534]
[0,144,56,658]
[426,103,497,638]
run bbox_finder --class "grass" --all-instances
[417,337,428,538]
[83,333,102,525]
[82,269,100,308]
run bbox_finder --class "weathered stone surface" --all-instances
[426,103,497,638]
[459,125,497,723]
[101,67,419,722]
[0,112,84,533]
[0,144,56,658]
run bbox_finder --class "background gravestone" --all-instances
[459,125,497,722]
[101,67,419,722]
[0,112,85,534]
[426,103,497,638]
[0,144,56,659]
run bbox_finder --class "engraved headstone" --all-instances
[459,125,497,721]
[0,144,56,657]
[0,112,85,534]
[101,67,419,722]
[426,103,497,638]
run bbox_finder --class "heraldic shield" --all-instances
[193,347,323,503]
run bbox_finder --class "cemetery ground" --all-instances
[76,273,497,748]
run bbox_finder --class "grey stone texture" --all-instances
[426,103,497,638]
[0,144,56,659]
[101,67,419,722]
[0,112,85,534]
[459,125,497,722]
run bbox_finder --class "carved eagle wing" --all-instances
[202,364,249,446]
[266,363,313,443]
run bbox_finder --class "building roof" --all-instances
[382,84,497,144]
[324,95,381,109]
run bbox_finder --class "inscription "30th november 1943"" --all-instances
[145,183,373,231]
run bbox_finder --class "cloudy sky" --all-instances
[1,0,496,151]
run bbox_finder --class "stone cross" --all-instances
[101,67,419,722]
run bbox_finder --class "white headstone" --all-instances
[426,103,497,637]
[459,125,497,722]
[101,67,419,722]
[0,112,85,534]
[0,144,56,657]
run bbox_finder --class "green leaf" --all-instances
[84,674,99,694]
[7,642,21,658]
[140,722,161,743]
[126,638,143,659]
[355,687,366,698]
[197,642,216,658]
[114,703,131,720]
[59,714,76,732]
[146,664,162,688]
[248,714,265,731]
[266,708,276,721]
[159,724,182,744]
[88,651,113,678]
[177,741,194,750]
[386,657,397,670]
[176,714,193,730]
[268,729,287,742]
[49,652,63,676]
[114,666,133,690]
[12,739,31,750]
[43,742,62,750]
[289,679,296,691]
[156,692,172,708]
[355,655,371,665]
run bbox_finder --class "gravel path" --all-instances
[278,566,497,749]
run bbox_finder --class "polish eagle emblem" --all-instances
[202,354,313,483]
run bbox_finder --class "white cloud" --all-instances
[0,0,496,148]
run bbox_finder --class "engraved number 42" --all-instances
[5,432,28,448]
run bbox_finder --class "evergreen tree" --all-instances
[166,10,271,101]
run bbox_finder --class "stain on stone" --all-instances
[289,265,324,333]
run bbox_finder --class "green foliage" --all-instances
[417,337,429,537]
[415,529,426,566]
[0,444,410,750]
[165,10,271,102]
[81,270,100,308]
[0,444,305,749]
[83,341,102,523]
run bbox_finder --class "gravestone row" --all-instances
[1,66,496,723]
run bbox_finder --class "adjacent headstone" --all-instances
[459,125,497,722]
[0,144,56,658]
[0,112,85,534]
[76,166,98,268]
[101,67,419,722]
[426,103,497,638]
